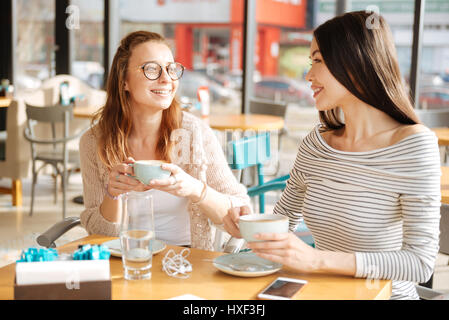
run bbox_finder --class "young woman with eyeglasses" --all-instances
[223,11,441,299]
[79,31,249,250]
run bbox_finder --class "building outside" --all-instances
[15,0,449,109]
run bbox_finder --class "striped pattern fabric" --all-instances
[273,125,441,300]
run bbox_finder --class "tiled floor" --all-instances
[0,104,447,295]
[0,174,88,267]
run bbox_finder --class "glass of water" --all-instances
[120,191,154,280]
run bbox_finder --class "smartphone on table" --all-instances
[257,277,308,300]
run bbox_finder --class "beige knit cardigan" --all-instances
[79,111,250,251]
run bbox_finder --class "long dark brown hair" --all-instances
[314,11,420,129]
[93,31,182,168]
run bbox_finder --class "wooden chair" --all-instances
[0,99,31,206]
[24,104,89,218]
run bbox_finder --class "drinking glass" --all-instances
[120,191,154,280]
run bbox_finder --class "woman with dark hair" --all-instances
[224,11,441,299]
[79,31,249,250]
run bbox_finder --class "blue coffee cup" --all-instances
[130,160,171,185]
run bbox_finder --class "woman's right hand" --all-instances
[222,205,252,238]
[107,157,149,198]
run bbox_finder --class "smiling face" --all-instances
[125,41,179,112]
[305,38,352,111]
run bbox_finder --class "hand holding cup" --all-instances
[107,157,149,198]
[223,205,253,238]
[147,163,205,201]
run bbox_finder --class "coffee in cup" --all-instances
[239,214,289,242]
[131,160,171,185]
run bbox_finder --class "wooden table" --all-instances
[207,114,284,131]
[441,166,449,204]
[73,106,284,131]
[432,127,449,146]
[0,97,11,108]
[73,105,101,119]
[0,235,391,300]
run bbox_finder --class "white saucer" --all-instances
[213,252,282,277]
[102,238,166,258]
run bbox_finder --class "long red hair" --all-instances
[93,31,182,168]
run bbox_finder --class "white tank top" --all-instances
[146,189,191,246]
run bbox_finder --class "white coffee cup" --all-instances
[238,214,289,242]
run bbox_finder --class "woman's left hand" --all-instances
[147,163,204,201]
[247,232,320,273]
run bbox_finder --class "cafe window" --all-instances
[118,0,243,115]
[71,0,105,89]
[350,0,416,82]
[418,0,449,110]
[247,0,322,140]
[16,0,55,91]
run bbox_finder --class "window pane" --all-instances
[350,0,416,83]
[16,0,55,91]
[118,0,242,115]
[418,0,449,110]
[242,0,321,175]
[251,0,318,141]
[71,0,105,89]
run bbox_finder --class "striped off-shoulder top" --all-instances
[273,124,441,300]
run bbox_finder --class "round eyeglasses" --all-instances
[141,62,185,81]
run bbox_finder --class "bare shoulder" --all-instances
[392,123,430,143]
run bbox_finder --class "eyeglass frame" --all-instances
[140,61,185,81]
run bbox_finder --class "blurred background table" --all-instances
[441,166,449,204]
[432,128,449,146]
[73,105,99,119]
[73,106,285,132]
[0,97,11,108]
[207,114,284,131]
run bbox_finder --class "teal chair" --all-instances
[227,132,289,213]
[227,132,314,247]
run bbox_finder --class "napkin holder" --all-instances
[14,259,111,300]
